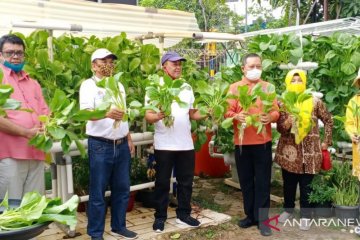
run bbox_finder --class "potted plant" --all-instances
[308,171,336,218]
[134,153,157,208]
[331,161,360,222]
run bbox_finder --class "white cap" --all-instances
[91,48,117,62]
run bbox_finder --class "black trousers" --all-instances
[235,141,272,222]
[153,149,195,220]
[282,168,314,218]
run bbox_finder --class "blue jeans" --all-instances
[87,137,131,238]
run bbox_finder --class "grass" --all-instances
[192,193,227,212]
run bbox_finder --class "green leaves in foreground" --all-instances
[0,69,22,117]
[96,72,142,128]
[144,74,189,127]
[195,80,229,129]
[0,191,79,231]
[29,89,106,157]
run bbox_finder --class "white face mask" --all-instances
[245,68,262,81]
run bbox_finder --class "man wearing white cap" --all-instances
[79,48,137,240]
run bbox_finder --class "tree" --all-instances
[139,0,243,33]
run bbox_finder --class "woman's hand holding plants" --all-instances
[285,115,295,129]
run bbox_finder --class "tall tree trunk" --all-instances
[198,0,208,31]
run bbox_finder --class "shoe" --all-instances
[176,215,201,227]
[278,211,294,223]
[299,218,311,231]
[237,217,257,228]
[153,219,165,233]
[259,224,272,236]
[110,229,138,239]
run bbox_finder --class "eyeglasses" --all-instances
[1,51,25,58]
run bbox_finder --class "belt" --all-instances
[89,136,127,145]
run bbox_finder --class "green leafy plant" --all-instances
[330,161,359,206]
[96,72,143,128]
[0,69,22,117]
[29,89,105,156]
[222,83,261,143]
[144,74,189,127]
[195,80,230,130]
[0,191,79,231]
[308,171,336,205]
[278,89,313,144]
[213,127,234,154]
[254,84,277,134]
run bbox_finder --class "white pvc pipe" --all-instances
[50,132,154,153]
[78,177,177,203]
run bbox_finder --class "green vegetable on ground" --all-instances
[0,191,79,231]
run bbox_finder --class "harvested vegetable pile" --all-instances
[0,192,79,231]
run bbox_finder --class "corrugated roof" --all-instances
[0,0,200,48]
[236,17,360,38]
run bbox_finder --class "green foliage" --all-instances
[255,84,277,134]
[96,72,142,128]
[139,0,243,33]
[213,127,234,154]
[0,69,22,117]
[130,157,148,185]
[195,80,229,128]
[278,89,313,143]
[144,74,189,127]
[330,161,359,206]
[72,156,89,196]
[309,171,336,205]
[0,191,78,231]
[246,32,360,143]
[28,89,106,156]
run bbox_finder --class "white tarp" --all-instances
[0,0,200,48]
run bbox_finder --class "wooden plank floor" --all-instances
[37,202,231,240]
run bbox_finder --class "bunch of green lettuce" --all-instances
[278,89,313,144]
[0,191,79,231]
[222,83,262,143]
[195,80,229,131]
[29,89,106,157]
[96,72,142,128]
[144,74,189,127]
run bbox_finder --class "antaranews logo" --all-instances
[263,215,281,231]
[263,213,360,233]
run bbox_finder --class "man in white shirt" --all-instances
[145,51,204,233]
[79,48,137,240]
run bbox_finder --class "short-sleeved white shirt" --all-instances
[79,76,129,139]
[145,81,195,150]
